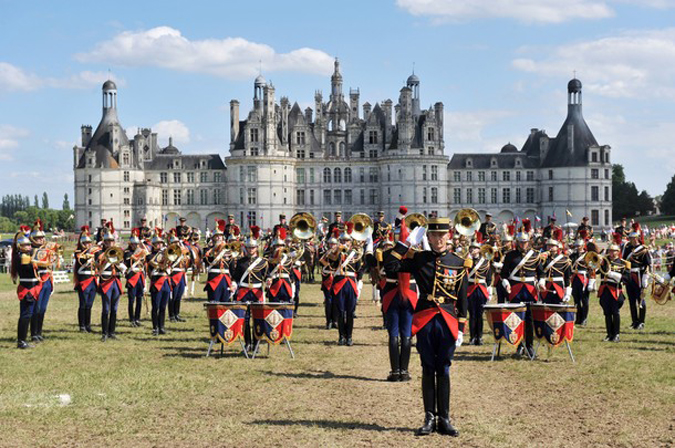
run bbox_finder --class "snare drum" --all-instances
[484,303,527,346]
[204,302,247,345]
[530,303,576,346]
[250,302,295,345]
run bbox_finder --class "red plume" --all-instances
[216,219,226,232]
[107,218,115,233]
[34,219,43,231]
[632,222,640,231]
[155,227,163,238]
[332,228,340,239]
[234,227,240,236]
[522,218,531,233]
[250,225,260,239]
[579,228,588,239]
[279,227,287,240]
[131,228,140,237]
[345,221,354,234]
[507,224,516,236]
[20,225,31,233]
[553,227,563,241]
[388,232,394,242]
[81,225,90,233]
[612,232,622,245]
[475,231,484,243]
[399,216,409,242]
[399,206,408,215]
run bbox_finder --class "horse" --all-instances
[184,243,203,297]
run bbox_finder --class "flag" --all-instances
[566,209,573,218]
[535,216,541,222]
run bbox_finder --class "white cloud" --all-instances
[0,125,30,160]
[397,0,614,24]
[152,120,190,147]
[444,110,518,151]
[75,26,334,79]
[512,28,675,99]
[0,62,123,92]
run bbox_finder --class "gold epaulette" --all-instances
[624,260,631,270]
[375,248,383,263]
[464,257,473,269]
[20,253,32,264]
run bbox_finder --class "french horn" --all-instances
[454,208,481,237]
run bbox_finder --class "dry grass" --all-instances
[0,273,673,448]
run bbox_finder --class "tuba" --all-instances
[649,274,672,305]
[348,213,373,242]
[454,208,481,237]
[103,246,124,265]
[226,240,242,258]
[290,212,316,240]
[404,213,427,231]
[480,244,495,261]
[584,251,609,275]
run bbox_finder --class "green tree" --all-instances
[41,192,49,209]
[33,195,39,208]
[662,174,675,215]
[612,164,641,220]
[62,193,70,210]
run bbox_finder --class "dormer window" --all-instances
[466,158,473,168]
[591,151,598,163]
[515,158,522,167]
[200,160,206,169]
[173,159,180,169]
[491,158,498,167]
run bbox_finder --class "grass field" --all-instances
[0,272,673,448]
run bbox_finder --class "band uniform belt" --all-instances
[468,278,486,284]
[575,270,587,275]
[548,277,564,282]
[78,270,94,275]
[630,268,642,273]
[20,278,39,282]
[509,275,536,283]
[38,270,51,275]
[272,273,290,280]
[385,278,416,284]
[240,282,263,288]
[208,268,230,274]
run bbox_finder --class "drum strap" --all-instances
[545,254,564,273]
[242,257,264,283]
[468,258,485,278]
[511,250,534,278]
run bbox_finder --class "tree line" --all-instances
[0,193,73,234]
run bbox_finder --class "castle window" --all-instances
[369,167,378,183]
[478,171,485,182]
[214,189,221,205]
[591,152,598,162]
[296,132,306,145]
[173,189,181,205]
[591,186,599,201]
[239,188,244,204]
[296,168,305,184]
[88,174,92,183]
[250,128,259,143]
[548,187,554,202]
[339,142,345,157]
[296,149,306,159]
[160,172,168,184]
[369,149,378,158]
[247,166,257,182]
[515,187,522,203]
[248,211,257,227]
[296,189,305,206]
[431,166,438,181]
[174,172,181,183]
[604,169,609,179]
[591,169,599,179]
[548,170,553,180]
[423,187,427,204]
[604,209,610,226]
[369,131,378,144]
[201,172,208,183]
[605,186,610,201]
[344,167,352,183]
[214,172,222,182]
[466,171,472,182]
[250,147,259,156]
[453,171,461,182]
[516,171,521,181]
[123,152,130,166]
[360,189,365,205]
[419,149,424,155]
[428,147,435,156]
[369,189,378,205]
[123,198,130,205]
[329,142,336,157]
[491,188,497,203]
[323,168,331,183]
[466,188,473,203]
[201,189,208,205]
[427,128,435,141]
[310,168,315,183]
[173,160,180,169]
[422,165,427,181]
[162,189,168,205]
[334,167,342,183]
[309,190,315,205]
[591,210,599,226]
[466,159,473,168]
[502,171,510,182]
[526,187,535,203]
[453,188,461,204]
[360,168,365,183]
[526,171,534,181]
[124,221,130,229]
[478,188,486,204]
[491,171,497,181]
[186,189,194,205]
[502,188,511,203]
[247,188,256,205]
[491,159,497,168]
[345,190,352,205]
[324,189,331,205]
[334,190,342,205]
[431,187,438,204]
[515,159,521,167]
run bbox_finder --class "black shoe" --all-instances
[79,326,87,332]
[415,412,436,436]
[325,323,331,330]
[108,333,118,340]
[516,345,525,357]
[175,315,186,322]
[476,338,483,346]
[338,337,346,346]
[399,370,411,382]
[636,323,645,330]
[152,328,159,336]
[169,317,177,323]
[603,336,611,342]
[387,371,400,382]
[612,335,620,343]
[129,320,137,327]
[134,320,142,327]
[17,340,33,349]
[101,334,107,342]
[346,338,353,346]
[159,327,167,335]
[32,335,41,343]
[437,418,459,437]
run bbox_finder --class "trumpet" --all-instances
[480,244,496,261]
[584,251,610,275]
[348,213,373,241]
[290,212,316,240]
[404,213,427,231]
[454,208,481,237]
[271,246,291,264]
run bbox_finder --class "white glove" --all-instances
[537,278,546,290]
[563,286,572,303]
[587,278,596,292]
[608,271,622,282]
[501,279,511,291]
[422,234,431,251]
[492,261,503,270]
[406,225,426,247]
[455,331,464,347]
[642,273,651,288]
[488,286,494,302]
[365,235,374,254]
[654,274,664,284]
[230,281,238,293]
[357,279,363,294]
[664,273,672,283]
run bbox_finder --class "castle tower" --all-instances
[406,72,420,116]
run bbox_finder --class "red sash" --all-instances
[382,285,398,313]
[17,284,42,301]
[126,271,143,288]
[101,277,123,295]
[544,281,564,299]
[293,268,301,281]
[598,284,620,301]
[171,271,186,285]
[468,284,489,299]
[412,306,459,340]
[332,277,357,295]
[269,278,293,298]
[153,276,170,292]
[322,274,333,291]
[573,273,588,288]
[509,282,537,302]
[76,276,97,292]
[398,273,419,309]
[236,287,263,302]
[207,273,231,291]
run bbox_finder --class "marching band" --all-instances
[8,209,675,437]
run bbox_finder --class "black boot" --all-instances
[436,374,459,436]
[128,300,135,325]
[78,309,86,332]
[416,373,436,436]
[476,312,484,345]
[101,314,108,342]
[604,315,613,341]
[337,312,346,345]
[168,300,176,322]
[17,317,33,349]
[324,300,332,329]
[638,301,646,328]
[134,298,142,325]
[85,309,93,333]
[387,336,400,381]
[30,313,39,342]
[346,312,354,346]
[158,308,167,334]
[399,337,412,381]
[612,313,621,342]
[108,313,117,339]
[175,299,185,322]
[151,307,159,335]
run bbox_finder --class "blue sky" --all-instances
[2,0,675,205]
